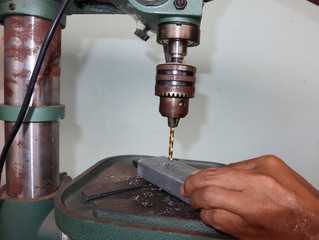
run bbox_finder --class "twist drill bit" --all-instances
[168,127,175,161]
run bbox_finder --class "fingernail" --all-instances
[180,184,185,195]
[192,169,202,175]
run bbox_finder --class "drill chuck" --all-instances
[155,63,196,127]
[155,22,200,128]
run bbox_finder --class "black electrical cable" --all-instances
[0,0,70,187]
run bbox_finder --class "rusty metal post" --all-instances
[4,16,61,198]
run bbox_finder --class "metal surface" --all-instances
[155,63,196,128]
[174,0,188,10]
[137,156,198,203]
[136,0,169,6]
[4,16,62,198]
[0,0,67,26]
[155,23,199,128]
[55,155,235,240]
[134,27,150,41]
[157,22,200,48]
[169,127,175,160]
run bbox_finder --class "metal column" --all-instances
[4,16,61,198]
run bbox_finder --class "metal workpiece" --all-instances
[155,63,196,127]
[137,156,197,203]
[4,16,62,198]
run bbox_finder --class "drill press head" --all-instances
[155,22,200,128]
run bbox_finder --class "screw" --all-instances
[134,27,150,42]
[174,0,187,10]
[8,3,15,10]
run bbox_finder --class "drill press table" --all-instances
[54,155,236,240]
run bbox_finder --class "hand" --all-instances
[181,155,319,240]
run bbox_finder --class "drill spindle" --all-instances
[168,127,175,160]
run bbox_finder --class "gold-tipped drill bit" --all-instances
[168,127,175,161]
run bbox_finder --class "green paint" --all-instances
[0,105,65,122]
[0,0,203,32]
[0,196,54,240]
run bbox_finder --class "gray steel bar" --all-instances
[4,16,61,198]
[137,156,198,204]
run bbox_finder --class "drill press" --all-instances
[0,0,235,239]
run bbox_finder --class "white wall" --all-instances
[59,0,319,187]
[2,0,319,187]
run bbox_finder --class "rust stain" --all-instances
[12,69,31,80]
[5,16,62,68]
[4,85,13,97]
[8,167,25,197]
[8,79,18,84]
[16,141,25,148]
[4,123,13,135]
[5,46,32,62]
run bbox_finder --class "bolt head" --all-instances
[8,3,15,10]
[174,0,187,9]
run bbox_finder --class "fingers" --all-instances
[226,158,260,170]
[182,167,250,196]
[189,185,246,216]
[201,208,247,238]
[225,155,285,171]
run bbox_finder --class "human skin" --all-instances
[181,155,319,240]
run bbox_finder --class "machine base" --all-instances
[54,155,236,240]
[0,189,58,240]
